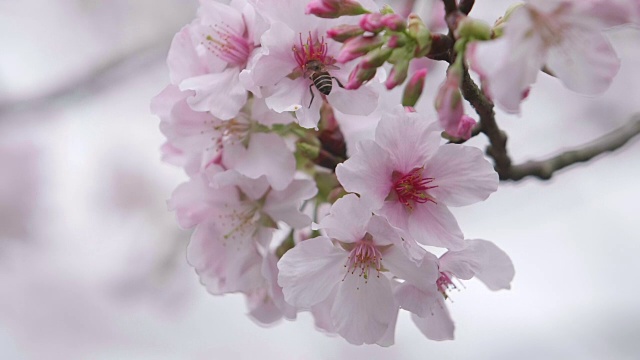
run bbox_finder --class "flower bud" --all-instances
[407,14,431,56]
[359,13,384,33]
[385,58,410,89]
[381,14,406,31]
[454,115,477,140]
[346,63,377,89]
[455,17,491,40]
[402,68,428,107]
[435,68,464,135]
[360,46,393,69]
[327,24,365,42]
[336,35,384,63]
[386,33,407,48]
[305,0,369,18]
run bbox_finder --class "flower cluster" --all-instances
[147,0,638,347]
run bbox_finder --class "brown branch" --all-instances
[506,115,640,181]
[458,0,475,15]
[458,66,513,178]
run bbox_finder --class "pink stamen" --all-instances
[392,167,437,209]
[343,236,383,283]
[436,272,457,299]
[292,32,335,71]
[203,23,252,67]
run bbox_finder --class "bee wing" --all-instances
[325,64,340,71]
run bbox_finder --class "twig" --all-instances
[458,66,513,177]
[506,115,640,181]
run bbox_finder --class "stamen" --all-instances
[392,167,437,210]
[202,23,252,67]
[343,235,383,285]
[292,32,335,71]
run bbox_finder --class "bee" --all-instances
[304,60,344,108]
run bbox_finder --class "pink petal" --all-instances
[440,239,515,291]
[411,299,455,341]
[383,247,438,289]
[318,194,372,243]
[278,237,345,308]
[427,144,499,207]
[335,140,394,210]
[395,202,464,250]
[180,68,247,120]
[222,133,295,191]
[546,29,620,95]
[187,222,265,294]
[327,84,379,117]
[393,283,440,317]
[374,107,441,173]
[264,77,307,112]
[264,179,317,229]
[331,272,396,345]
[251,22,298,86]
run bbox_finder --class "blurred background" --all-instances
[1,0,639,359]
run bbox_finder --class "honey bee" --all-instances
[304,60,344,108]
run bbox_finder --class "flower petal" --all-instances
[411,299,455,341]
[327,83,378,117]
[180,68,247,120]
[427,144,499,207]
[440,239,515,291]
[331,272,396,345]
[335,140,394,210]
[318,194,371,243]
[278,237,345,308]
[374,107,441,173]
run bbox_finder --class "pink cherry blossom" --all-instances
[151,85,296,189]
[435,67,465,136]
[167,0,264,119]
[396,239,514,340]
[278,194,438,345]
[168,166,317,295]
[336,107,498,250]
[246,0,379,128]
[467,0,621,113]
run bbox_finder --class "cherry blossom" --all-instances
[396,239,515,340]
[246,0,379,128]
[169,166,317,294]
[336,107,498,250]
[151,85,296,189]
[467,0,621,113]
[167,0,264,120]
[278,194,438,345]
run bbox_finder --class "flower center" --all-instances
[344,234,383,283]
[436,272,459,299]
[527,3,572,48]
[292,32,335,73]
[204,23,253,67]
[392,167,437,209]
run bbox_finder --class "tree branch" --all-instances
[506,115,640,181]
[458,66,513,177]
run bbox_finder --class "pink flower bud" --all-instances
[306,0,369,18]
[386,34,406,48]
[327,24,364,42]
[402,69,428,107]
[345,63,377,89]
[359,13,384,32]
[435,68,464,136]
[381,14,406,31]
[336,35,383,63]
[454,115,477,140]
[385,59,409,90]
